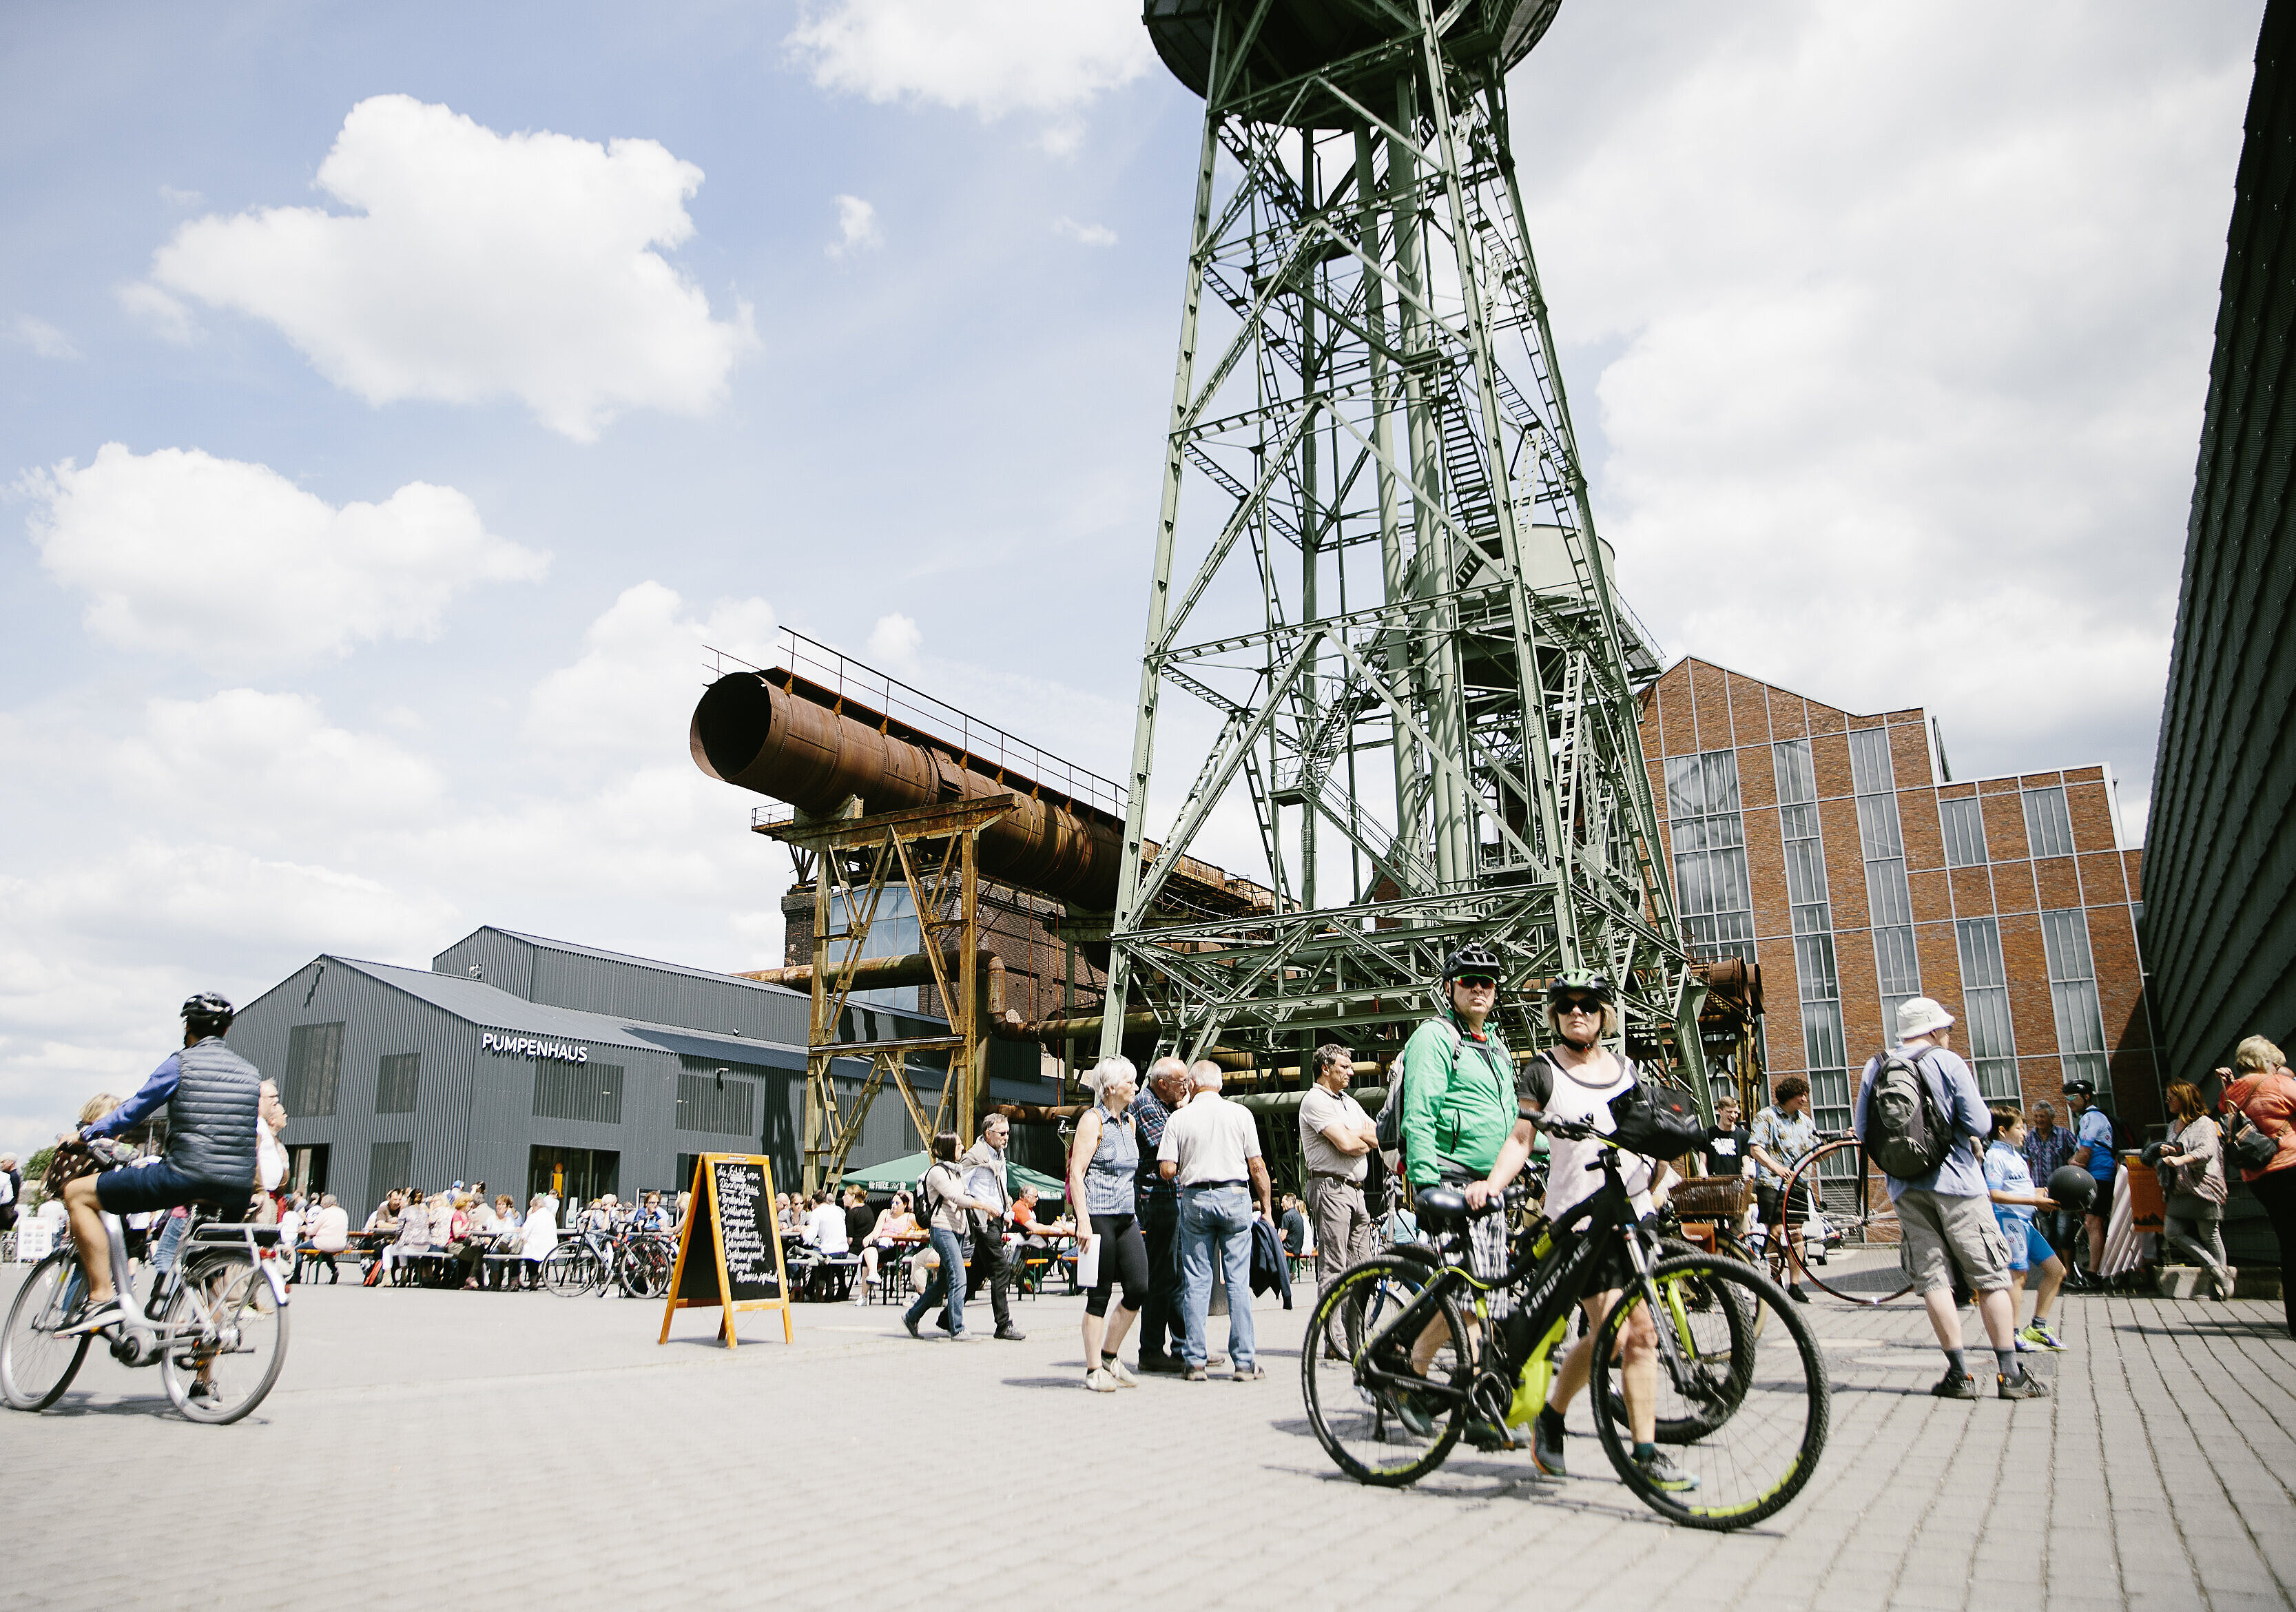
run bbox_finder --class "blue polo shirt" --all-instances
[2076,1107,2116,1181]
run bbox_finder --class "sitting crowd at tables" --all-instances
[338,1184,685,1290]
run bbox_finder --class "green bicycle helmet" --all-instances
[1544,968,1615,1005]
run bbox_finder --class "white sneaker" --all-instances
[1100,1356,1139,1387]
[1084,1368,1119,1393]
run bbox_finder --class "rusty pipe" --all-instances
[692,671,1125,909]
[741,947,1006,1022]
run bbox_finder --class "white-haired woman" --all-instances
[1067,1056,1150,1392]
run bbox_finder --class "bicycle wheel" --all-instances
[1301,1254,1471,1487]
[1,1250,93,1411]
[161,1254,289,1425]
[1590,1254,1830,1530]
[1783,1139,1913,1305]
[1600,1241,1759,1443]
[543,1243,599,1295]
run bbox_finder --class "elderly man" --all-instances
[2021,1099,2079,1263]
[1299,1043,1378,1336]
[955,1113,1026,1341]
[1158,1060,1273,1381]
[1129,1054,1194,1372]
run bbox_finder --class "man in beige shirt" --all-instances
[1299,1043,1378,1325]
[1158,1062,1272,1381]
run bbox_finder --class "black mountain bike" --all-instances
[1301,1118,1830,1531]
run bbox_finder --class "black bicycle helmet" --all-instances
[2061,1077,2097,1097]
[181,991,234,1026]
[1442,942,1504,980]
[1544,967,1615,1005]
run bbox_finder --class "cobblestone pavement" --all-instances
[3,1259,2291,1611]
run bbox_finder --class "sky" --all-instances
[0,0,2266,1160]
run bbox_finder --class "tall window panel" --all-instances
[366,1141,411,1215]
[2040,909,2110,1089]
[282,1022,344,1118]
[1775,738,1850,1133]
[1952,918,2020,1100]
[375,1053,420,1115]
[676,1071,756,1136]
[1665,750,1755,964]
[1848,729,1922,1035]
[1940,797,1989,868]
[533,1062,625,1125]
[2023,786,2076,858]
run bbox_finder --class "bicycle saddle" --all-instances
[1415,1186,1469,1230]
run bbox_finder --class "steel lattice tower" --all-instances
[1099,0,1710,1084]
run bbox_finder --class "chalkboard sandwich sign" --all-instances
[659,1153,794,1348]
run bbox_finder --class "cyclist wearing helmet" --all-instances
[1465,968,1697,1493]
[54,992,264,1336]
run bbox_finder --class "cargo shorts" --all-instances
[1896,1187,2010,1296]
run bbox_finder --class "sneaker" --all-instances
[1100,1356,1138,1387]
[1635,1448,1702,1492]
[950,1330,978,1342]
[1389,1389,1436,1438]
[904,1313,921,1339]
[934,1310,954,1336]
[59,1296,123,1337]
[1137,1352,1188,1376]
[2212,1270,2237,1300]
[1998,1368,2051,1401]
[185,1378,220,1405]
[1930,1370,1982,1400]
[1232,1364,1265,1383]
[2019,1321,2065,1352]
[1531,1409,1568,1477]
[1203,1353,1227,1368]
[1084,1368,1119,1393]
[1788,1283,1811,1305]
[1186,1365,1209,1382]
[995,1325,1027,1342]
[1466,1418,1516,1451]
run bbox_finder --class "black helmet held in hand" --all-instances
[1442,941,1505,980]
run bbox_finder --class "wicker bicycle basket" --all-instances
[1668,1175,1753,1219]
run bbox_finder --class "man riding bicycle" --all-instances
[1465,968,1696,1492]
[55,993,262,1336]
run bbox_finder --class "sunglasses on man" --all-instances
[1454,974,1498,991]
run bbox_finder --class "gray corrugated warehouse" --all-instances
[227,927,1041,1219]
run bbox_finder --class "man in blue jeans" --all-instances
[1157,1061,1274,1382]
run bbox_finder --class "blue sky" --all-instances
[0,0,2266,1158]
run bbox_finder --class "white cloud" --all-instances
[864,611,921,670]
[1038,121,1084,159]
[526,581,777,759]
[116,280,198,343]
[23,442,547,672]
[8,316,80,360]
[114,690,447,831]
[1511,1,2254,800]
[787,0,1154,119]
[1052,216,1117,247]
[827,194,882,258]
[157,185,205,208]
[139,94,756,441]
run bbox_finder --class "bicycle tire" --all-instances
[1,1249,92,1412]
[1590,1254,1830,1531]
[1781,1139,1914,1305]
[542,1243,600,1296]
[161,1253,290,1425]
[1301,1253,1471,1487]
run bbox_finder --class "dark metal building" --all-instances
[228,927,1044,1219]
[2144,0,2296,1093]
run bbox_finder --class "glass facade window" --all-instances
[1952,918,2020,1100]
[283,1022,344,1119]
[1665,750,1755,964]
[1940,796,1989,868]
[676,1071,756,1136]
[2040,909,2109,1088]
[2023,786,2076,858]
[1848,728,1922,1035]
[1774,738,1849,1133]
[533,1062,626,1125]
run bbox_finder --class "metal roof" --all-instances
[437,927,810,1003]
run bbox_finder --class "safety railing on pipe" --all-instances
[705,630,1129,820]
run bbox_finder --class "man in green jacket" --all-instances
[1399,942,1518,1198]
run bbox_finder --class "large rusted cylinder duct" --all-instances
[691,671,1124,910]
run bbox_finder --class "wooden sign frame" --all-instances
[658,1152,794,1348]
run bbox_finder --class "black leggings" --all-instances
[2250,1168,2296,1335]
[1086,1212,1149,1318]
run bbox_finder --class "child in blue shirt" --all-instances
[1985,1104,2067,1351]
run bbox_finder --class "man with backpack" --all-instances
[2061,1078,2118,1289]
[1854,997,2049,1401]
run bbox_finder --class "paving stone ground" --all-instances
[3,1255,2291,1611]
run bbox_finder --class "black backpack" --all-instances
[1865,1050,1958,1181]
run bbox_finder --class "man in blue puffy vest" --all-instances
[56,992,263,1336]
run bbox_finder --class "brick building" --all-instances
[1642,658,2156,1136]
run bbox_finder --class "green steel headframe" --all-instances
[1101,0,1708,1086]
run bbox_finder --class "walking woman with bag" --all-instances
[2155,1082,2233,1299]
[1068,1056,1150,1393]
[904,1131,1003,1341]
[2219,1036,2296,1336]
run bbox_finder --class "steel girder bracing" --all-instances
[770,796,1014,1192]
[1101,0,1708,1092]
